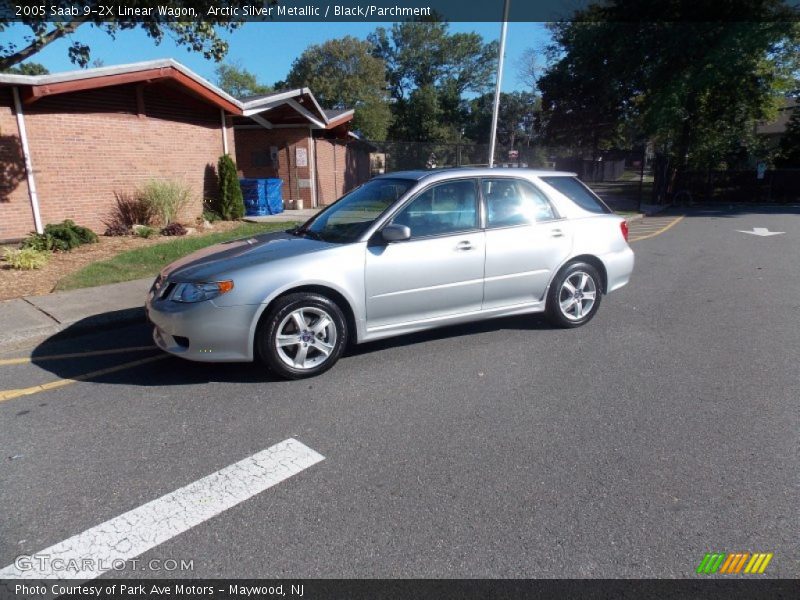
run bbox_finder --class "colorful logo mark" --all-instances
[696,552,773,574]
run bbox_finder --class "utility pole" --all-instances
[488,0,510,168]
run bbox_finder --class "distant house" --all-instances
[756,97,798,149]
[233,89,370,208]
[0,59,368,242]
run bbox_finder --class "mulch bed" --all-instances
[0,222,241,301]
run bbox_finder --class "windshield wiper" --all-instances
[289,227,325,241]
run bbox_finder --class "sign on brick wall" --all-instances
[296,147,308,168]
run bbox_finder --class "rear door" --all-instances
[365,179,485,329]
[481,177,572,309]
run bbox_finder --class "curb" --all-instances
[2,308,147,352]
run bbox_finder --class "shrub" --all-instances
[217,154,245,220]
[104,224,130,237]
[160,222,188,237]
[133,225,157,239]
[21,232,52,252]
[139,180,192,226]
[3,247,50,270]
[202,209,221,223]
[105,192,156,230]
[22,220,98,252]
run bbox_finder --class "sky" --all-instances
[3,21,552,93]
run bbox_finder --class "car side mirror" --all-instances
[381,223,411,242]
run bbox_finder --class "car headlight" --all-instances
[172,280,234,303]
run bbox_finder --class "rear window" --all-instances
[539,176,611,214]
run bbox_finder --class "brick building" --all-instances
[0,59,369,242]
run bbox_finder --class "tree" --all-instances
[284,36,391,139]
[516,47,538,94]
[776,102,800,167]
[369,20,498,142]
[538,1,800,171]
[217,154,244,221]
[1,62,49,75]
[0,1,259,71]
[466,91,538,148]
[215,62,272,98]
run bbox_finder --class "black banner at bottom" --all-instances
[2,579,799,600]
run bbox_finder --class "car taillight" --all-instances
[620,220,629,242]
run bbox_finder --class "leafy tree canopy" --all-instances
[1,61,49,75]
[776,100,800,167]
[215,62,272,98]
[538,0,800,169]
[0,1,261,71]
[284,36,392,139]
[368,20,499,142]
[466,91,539,148]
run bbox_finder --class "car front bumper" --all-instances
[146,286,260,362]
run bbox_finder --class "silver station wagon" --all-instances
[146,169,634,379]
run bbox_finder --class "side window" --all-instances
[392,180,478,238]
[483,178,557,228]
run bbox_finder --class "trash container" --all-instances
[240,178,284,216]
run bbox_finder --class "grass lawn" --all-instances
[55,221,296,291]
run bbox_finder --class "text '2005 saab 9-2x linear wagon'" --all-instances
[146,168,634,379]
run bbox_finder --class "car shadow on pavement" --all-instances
[28,310,557,388]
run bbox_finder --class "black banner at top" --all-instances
[1,0,800,22]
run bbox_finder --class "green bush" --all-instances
[22,220,98,252]
[202,209,221,223]
[217,154,245,220]
[133,225,157,239]
[139,180,193,226]
[3,247,50,270]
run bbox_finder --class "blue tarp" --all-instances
[240,178,284,216]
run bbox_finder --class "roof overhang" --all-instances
[0,59,242,114]
[0,58,357,129]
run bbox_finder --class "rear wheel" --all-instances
[546,262,603,328]
[257,293,347,379]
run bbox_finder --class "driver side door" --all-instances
[365,179,485,331]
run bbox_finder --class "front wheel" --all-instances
[546,262,603,328]
[257,293,348,379]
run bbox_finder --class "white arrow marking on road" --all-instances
[0,438,324,580]
[736,227,785,237]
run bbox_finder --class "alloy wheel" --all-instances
[558,271,597,321]
[274,307,338,370]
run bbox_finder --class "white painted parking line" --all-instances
[0,438,324,580]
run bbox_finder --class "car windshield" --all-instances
[294,178,415,243]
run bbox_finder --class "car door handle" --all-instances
[550,228,564,238]
[455,240,474,251]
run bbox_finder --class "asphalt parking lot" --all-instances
[1,206,798,579]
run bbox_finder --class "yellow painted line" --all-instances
[629,216,685,242]
[0,354,169,403]
[0,345,157,366]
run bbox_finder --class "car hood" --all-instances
[162,230,333,282]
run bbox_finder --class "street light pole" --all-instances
[488,0,510,168]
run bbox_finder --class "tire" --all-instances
[546,262,603,328]
[257,292,348,379]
